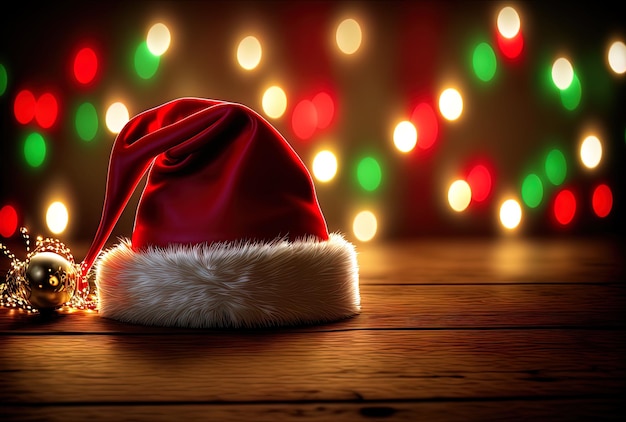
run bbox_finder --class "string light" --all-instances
[0,227,97,313]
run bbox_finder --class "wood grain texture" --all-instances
[1,238,624,421]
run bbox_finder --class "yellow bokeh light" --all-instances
[46,201,69,235]
[146,23,171,56]
[105,102,130,134]
[393,120,417,153]
[448,179,472,212]
[336,18,362,55]
[499,199,522,230]
[497,6,520,39]
[552,57,574,90]
[353,210,377,242]
[608,40,626,74]
[312,150,338,182]
[438,88,463,121]
[261,86,287,119]
[580,135,602,169]
[237,35,262,70]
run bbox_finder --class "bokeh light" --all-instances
[75,102,99,142]
[46,201,69,235]
[559,72,581,110]
[580,135,602,169]
[336,18,362,55]
[545,148,566,185]
[353,210,377,242]
[261,85,287,119]
[312,92,334,129]
[551,57,573,90]
[500,198,522,230]
[592,184,612,218]
[393,120,417,153]
[496,30,524,59]
[467,164,492,202]
[472,42,497,82]
[35,92,58,129]
[607,40,626,74]
[292,99,318,140]
[73,47,98,85]
[553,189,576,225]
[497,6,520,39]
[439,88,463,121]
[0,63,8,96]
[357,156,382,192]
[147,23,171,56]
[521,173,543,208]
[134,41,160,79]
[23,132,47,168]
[105,102,130,134]
[14,89,36,124]
[0,205,18,238]
[312,150,338,182]
[448,179,472,212]
[237,35,262,70]
[410,103,438,150]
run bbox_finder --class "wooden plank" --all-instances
[2,398,624,422]
[1,283,624,333]
[357,237,626,284]
[1,330,624,404]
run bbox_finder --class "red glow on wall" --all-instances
[410,102,438,150]
[592,184,612,218]
[14,89,36,124]
[0,205,18,238]
[553,189,576,225]
[496,30,524,59]
[467,164,492,202]
[74,47,98,85]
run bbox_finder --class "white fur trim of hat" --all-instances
[95,233,360,328]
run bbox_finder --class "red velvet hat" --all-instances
[80,98,360,328]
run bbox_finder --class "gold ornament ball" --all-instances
[24,252,77,310]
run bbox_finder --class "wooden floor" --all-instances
[1,236,624,421]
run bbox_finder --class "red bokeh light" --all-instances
[14,89,36,124]
[312,92,334,130]
[410,102,438,150]
[291,99,318,140]
[592,184,612,218]
[554,189,576,225]
[74,47,98,85]
[496,30,524,59]
[0,205,18,238]
[467,164,492,202]
[35,92,58,129]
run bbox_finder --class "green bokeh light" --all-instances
[521,173,543,208]
[75,102,99,141]
[472,42,497,82]
[545,149,566,186]
[0,63,7,96]
[134,41,160,80]
[560,72,581,110]
[24,132,47,168]
[357,156,382,192]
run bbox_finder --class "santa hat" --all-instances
[80,97,360,328]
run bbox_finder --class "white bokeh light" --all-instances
[46,201,69,235]
[393,121,417,153]
[105,102,130,134]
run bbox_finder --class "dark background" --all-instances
[1,0,624,248]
